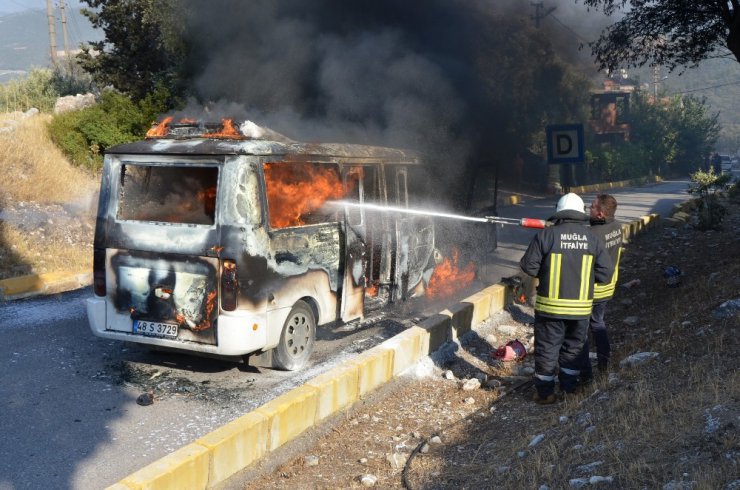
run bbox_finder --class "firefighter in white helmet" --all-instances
[520,192,614,404]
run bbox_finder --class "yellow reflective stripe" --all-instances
[549,253,561,298]
[579,255,593,300]
[535,295,593,315]
[594,247,623,300]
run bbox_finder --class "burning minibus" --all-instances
[86,118,437,370]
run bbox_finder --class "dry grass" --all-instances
[0,112,97,279]
[0,113,97,204]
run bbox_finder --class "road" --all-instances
[0,178,693,489]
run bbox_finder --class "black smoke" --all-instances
[179,0,593,208]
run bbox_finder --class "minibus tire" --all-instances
[274,300,316,371]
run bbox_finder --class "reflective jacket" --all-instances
[591,218,623,302]
[520,211,613,320]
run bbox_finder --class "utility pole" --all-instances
[46,0,58,65]
[530,1,556,28]
[58,1,71,60]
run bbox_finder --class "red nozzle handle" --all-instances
[520,218,546,229]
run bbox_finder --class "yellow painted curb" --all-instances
[115,443,210,490]
[462,289,494,327]
[440,302,474,341]
[255,385,319,452]
[351,345,395,396]
[196,411,268,486]
[306,361,361,421]
[0,270,91,298]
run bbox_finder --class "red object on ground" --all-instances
[491,339,527,361]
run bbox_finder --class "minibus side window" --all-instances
[263,161,344,228]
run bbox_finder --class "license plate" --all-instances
[133,320,179,338]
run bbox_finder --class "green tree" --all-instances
[78,0,186,105]
[582,1,740,70]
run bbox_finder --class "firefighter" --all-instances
[578,194,623,381]
[520,193,613,404]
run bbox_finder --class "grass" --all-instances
[0,112,97,279]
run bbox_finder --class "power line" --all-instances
[548,14,591,44]
[670,80,740,95]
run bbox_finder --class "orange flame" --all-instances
[197,186,217,217]
[191,290,218,331]
[426,248,476,299]
[179,118,197,124]
[146,116,173,138]
[264,162,348,228]
[203,118,245,139]
[366,283,379,297]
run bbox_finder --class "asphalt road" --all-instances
[0,178,694,490]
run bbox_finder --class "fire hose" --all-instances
[332,200,548,229]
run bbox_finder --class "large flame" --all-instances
[203,118,245,139]
[426,248,476,299]
[146,116,173,138]
[264,162,347,228]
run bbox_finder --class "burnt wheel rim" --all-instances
[285,311,312,357]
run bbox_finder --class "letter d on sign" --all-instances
[546,124,584,164]
[556,135,572,155]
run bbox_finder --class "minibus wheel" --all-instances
[274,300,316,371]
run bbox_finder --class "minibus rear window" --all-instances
[117,165,218,225]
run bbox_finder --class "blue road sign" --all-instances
[546,124,584,164]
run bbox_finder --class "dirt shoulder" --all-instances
[238,196,740,490]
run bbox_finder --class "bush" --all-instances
[48,89,154,171]
[0,68,59,113]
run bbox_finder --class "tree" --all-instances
[78,0,187,105]
[582,1,740,70]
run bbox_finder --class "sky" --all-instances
[0,0,84,15]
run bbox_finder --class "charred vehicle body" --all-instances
[86,119,437,370]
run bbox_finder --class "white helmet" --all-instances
[556,192,585,213]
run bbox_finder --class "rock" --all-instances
[385,452,408,469]
[304,455,319,466]
[360,474,378,487]
[622,278,641,289]
[623,316,640,326]
[569,478,589,488]
[444,370,456,380]
[485,378,502,389]
[359,457,368,464]
[136,392,154,406]
[420,443,429,454]
[620,352,659,367]
[559,416,569,424]
[464,397,475,405]
[712,298,740,320]
[429,436,442,444]
[590,476,614,484]
[528,434,545,447]
[462,378,481,391]
[53,93,96,114]
[485,334,498,345]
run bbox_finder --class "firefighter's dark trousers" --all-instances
[533,315,589,396]
[578,301,611,377]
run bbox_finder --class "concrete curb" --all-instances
[0,271,92,300]
[106,214,660,489]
